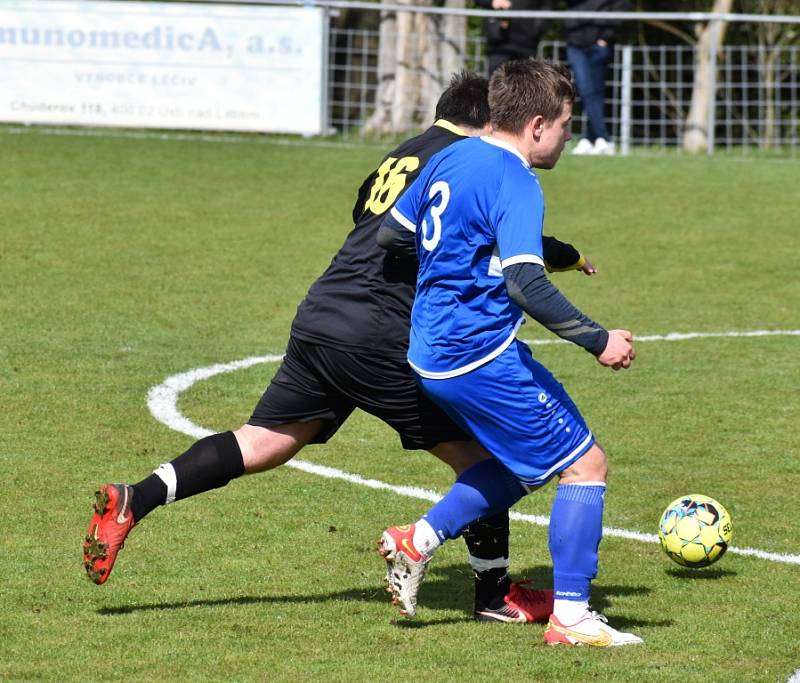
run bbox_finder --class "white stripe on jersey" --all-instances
[410,317,525,379]
[488,254,502,277]
[489,250,544,276]
[501,253,545,268]
[389,206,417,232]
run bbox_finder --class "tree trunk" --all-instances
[759,19,779,149]
[364,0,467,135]
[422,0,468,123]
[363,9,398,135]
[682,0,733,153]
[390,5,423,131]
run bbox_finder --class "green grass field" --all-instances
[2,126,799,682]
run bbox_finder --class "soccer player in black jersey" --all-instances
[83,71,595,623]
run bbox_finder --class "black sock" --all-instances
[130,474,167,523]
[131,431,245,522]
[463,510,511,607]
[473,569,511,609]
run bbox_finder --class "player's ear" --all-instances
[530,115,545,141]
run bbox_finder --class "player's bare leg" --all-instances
[234,421,323,473]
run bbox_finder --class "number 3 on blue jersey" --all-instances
[421,181,450,251]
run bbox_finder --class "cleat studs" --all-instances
[93,488,111,514]
[82,535,108,561]
[85,567,103,583]
[85,564,108,583]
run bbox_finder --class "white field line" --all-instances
[146,329,800,567]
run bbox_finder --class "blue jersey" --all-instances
[388,136,545,378]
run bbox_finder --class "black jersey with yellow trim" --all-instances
[290,120,468,360]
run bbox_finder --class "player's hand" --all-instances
[597,329,635,371]
[581,258,597,276]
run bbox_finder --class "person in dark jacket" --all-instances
[475,0,554,75]
[565,0,627,155]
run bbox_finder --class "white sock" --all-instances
[413,518,441,557]
[153,462,177,504]
[553,598,590,625]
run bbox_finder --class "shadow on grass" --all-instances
[98,563,480,619]
[98,563,661,628]
[97,584,401,616]
[665,566,737,580]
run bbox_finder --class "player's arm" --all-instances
[542,235,596,275]
[375,230,593,271]
[497,166,628,365]
[375,174,425,259]
[376,217,417,260]
[504,261,608,354]
[503,262,634,368]
[376,228,583,266]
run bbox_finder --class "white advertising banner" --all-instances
[0,0,325,134]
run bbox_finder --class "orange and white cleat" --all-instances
[544,610,643,647]
[474,580,554,623]
[83,484,136,585]
[377,524,430,618]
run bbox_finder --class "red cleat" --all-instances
[83,484,135,585]
[474,580,554,623]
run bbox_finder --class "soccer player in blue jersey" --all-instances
[377,59,642,646]
[83,71,597,625]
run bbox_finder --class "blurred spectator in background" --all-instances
[475,0,554,75]
[565,0,627,156]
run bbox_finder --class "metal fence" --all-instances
[327,16,799,155]
[541,41,800,154]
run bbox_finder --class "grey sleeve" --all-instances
[504,261,608,356]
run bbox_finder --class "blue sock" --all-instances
[549,483,606,603]
[423,459,526,542]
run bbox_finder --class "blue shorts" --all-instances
[416,340,594,487]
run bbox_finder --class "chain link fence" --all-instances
[328,17,799,156]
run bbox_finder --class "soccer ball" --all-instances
[658,494,733,568]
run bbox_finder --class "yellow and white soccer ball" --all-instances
[658,494,733,568]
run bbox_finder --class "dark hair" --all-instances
[434,70,491,128]
[489,59,575,135]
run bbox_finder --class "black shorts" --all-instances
[248,337,468,450]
